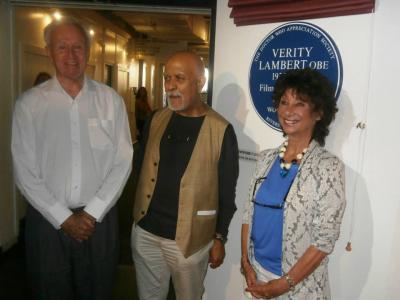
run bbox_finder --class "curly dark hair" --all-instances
[272,68,338,146]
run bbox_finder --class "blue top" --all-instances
[251,156,298,276]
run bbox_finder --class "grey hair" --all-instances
[44,16,90,48]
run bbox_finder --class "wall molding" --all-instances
[228,0,375,26]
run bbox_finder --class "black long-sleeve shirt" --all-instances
[136,112,239,240]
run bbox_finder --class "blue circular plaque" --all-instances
[249,22,343,131]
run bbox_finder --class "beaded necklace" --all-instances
[278,140,308,177]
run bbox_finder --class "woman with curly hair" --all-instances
[241,68,346,299]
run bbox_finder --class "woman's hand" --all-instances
[241,257,257,288]
[245,277,289,299]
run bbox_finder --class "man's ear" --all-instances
[86,47,90,61]
[197,75,206,93]
[46,46,54,64]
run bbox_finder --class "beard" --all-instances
[166,91,187,112]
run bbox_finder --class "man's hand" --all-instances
[61,211,96,242]
[208,239,225,269]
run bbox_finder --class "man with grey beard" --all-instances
[131,51,239,300]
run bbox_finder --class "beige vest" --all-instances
[134,106,228,257]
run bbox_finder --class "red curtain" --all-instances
[228,0,375,26]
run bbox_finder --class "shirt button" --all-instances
[151,178,155,182]
[153,162,158,166]
[146,194,151,198]
[141,210,145,215]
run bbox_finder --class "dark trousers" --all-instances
[25,205,119,300]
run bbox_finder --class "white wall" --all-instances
[205,0,400,299]
[362,1,400,298]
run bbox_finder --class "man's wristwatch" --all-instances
[214,232,227,244]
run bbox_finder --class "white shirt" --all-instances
[12,76,133,228]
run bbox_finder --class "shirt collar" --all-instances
[45,75,95,97]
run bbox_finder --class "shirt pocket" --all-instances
[88,118,113,149]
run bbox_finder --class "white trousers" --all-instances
[131,225,212,300]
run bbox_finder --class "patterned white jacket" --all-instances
[243,140,346,300]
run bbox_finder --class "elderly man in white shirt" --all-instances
[11,17,133,300]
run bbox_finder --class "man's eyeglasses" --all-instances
[251,177,285,209]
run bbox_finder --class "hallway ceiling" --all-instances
[113,11,209,44]
[71,8,211,59]
[54,0,213,59]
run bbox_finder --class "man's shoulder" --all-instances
[87,78,117,95]
[206,107,230,126]
[16,83,48,105]
[18,87,36,100]
[152,107,171,119]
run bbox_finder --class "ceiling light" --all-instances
[43,15,52,26]
[53,12,62,20]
